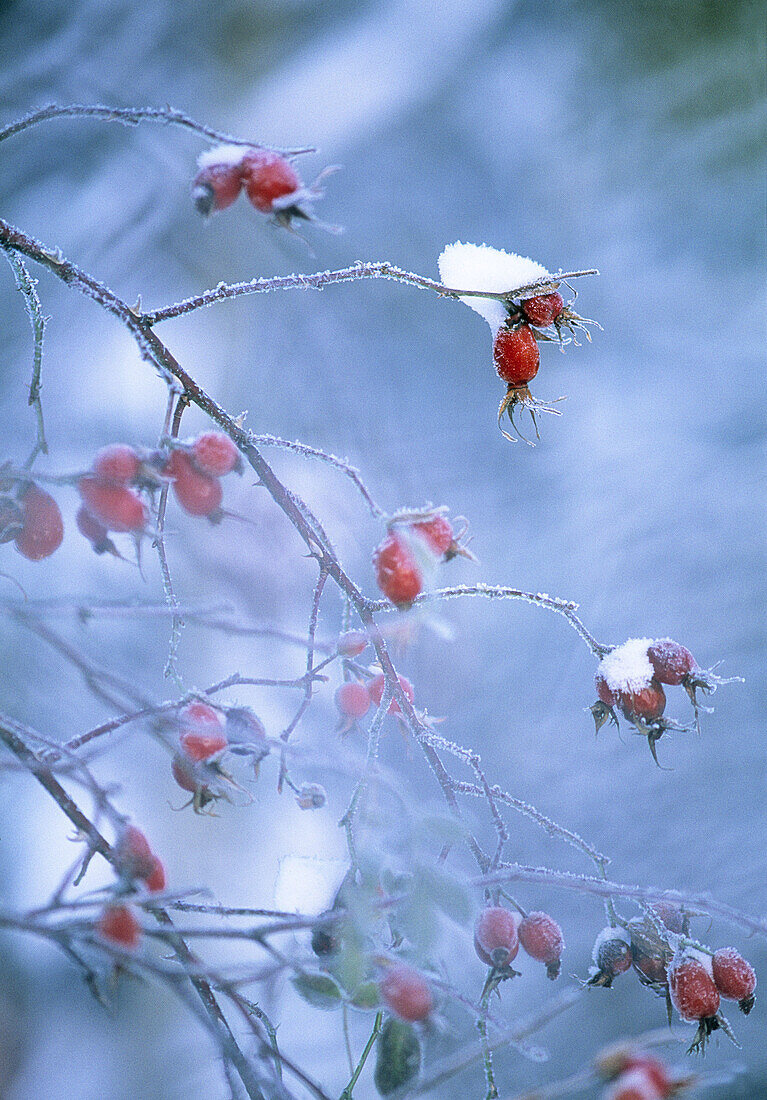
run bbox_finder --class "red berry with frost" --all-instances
[651,902,688,935]
[617,681,666,723]
[604,1069,664,1100]
[78,476,148,533]
[192,147,245,215]
[373,532,423,608]
[97,904,141,950]
[165,450,223,518]
[589,927,633,986]
[93,444,141,484]
[712,948,756,1013]
[412,514,455,559]
[179,702,227,761]
[631,943,668,987]
[242,149,301,213]
[379,965,433,1022]
[518,911,564,978]
[493,324,540,385]
[14,484,64,560]
[190,432,241,476]
[338,630,368,657]
[144,856,167,894]
[115,825,156,881]
[474,907,520,968]
[647,639,697,686]
[669,949,720,1022]
[76,505,114,554]
[595,670,618,708]
[335,682,371,720]
[521,291,565,328]
[368,673,414,715]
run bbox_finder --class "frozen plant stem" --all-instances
[339,1011,383,1100]
[2,246,47,459]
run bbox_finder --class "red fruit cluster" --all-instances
[334,672,415,731]
[162,432,240,521]
[78,443,149,547]
[115,824,167,894]
[191,144,331,227]
[379,964,433,1022]
[96,904,141,950]
[1,483,64,561]
[372,509,469,608]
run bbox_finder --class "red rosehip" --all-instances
[604,1069,664,1100]
[493,324,540,386]
[337,630,369,657]
[647,639,697,686]
[368,673,415,715]
[474,907,520,968]
[179,702,228,762]
[180,701,222,729]
[192,162,243,216]
[668,950,720,1023]
[411,514,455,559]
[93,444,141,484]
[335,682,371,720]
[165,450,223,519]
[14,484,64,560]
[97,904,141,950]
[78,476,148,533]
[712,948,756,1013]
[379,965,433,1022]
[589,927,633,986]
[518,911,564,979]
[190,432,241,476]
[617,681,666,723]
[521,292,565,328]
[631,943,669,987]
[651,902,688,935]
[241,149,301,213]
[373,532,423,608]
[595,670,618,708]
[76,505,114,554]
[144,856,167,894]
[171,753,217,813]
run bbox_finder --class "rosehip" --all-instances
[192,146,245,215]
[337,630,369,657]
[412,514,455,559]
[617,681,666,723]
[493,323,540,386]
[595,671,618,708]
[474,907,520,968]
[368,673,415,715]
[517,911,564,979]
[76,505,114,554]
[179,702,228,762]
[596,1048,672,1095]
[144,856,167,894]
[14,484,64,560]
[97,904,141,950]
[241,149,301,213]
[78,476,148,533]
[373,532,423,608]
[712,947,756,1014]
[604,1068,664,1100]
[521,291,565,328]
[165,450,223,519]
[651,902,688,935]
[668,949,720,1023]
[93,444,141,484]
[588,927,633,987]
[379,964,433,1022]
[171,753,216,812]
[647,639,696,685]
[631,943,669,988]
[115,824,156,881]
[335,682,371,720]
[190,431,241,476]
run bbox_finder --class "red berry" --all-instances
[493,324,540,385]
[241,150,301,213]
[373,532,423,608]
[338,630,369,657]
[180,701,222,729]
[411,515,454,559]
[595,670,618,708]
[115,825,156,881]
[14,484,64,560]
[97,904,141,950]
[617,680,666,723]
[165,450,223,518]
[669,950,720,1022]
[521,292,565,328]
[605,1069,664,1100]
[379,965,433,1022]
[78,476,148,533]
[192,163,243,216]
[647,639,697,686]
[631,944,668,987]
[171,752,199,793]
[144,856,167,894]
[474,907,520,967]
[368,673,415,715]
[620,1056,671,1096]
[518,912,564,978]
[335,682,371,720]
[93,444,141,484]
[591,928,633,982]
[190,432,241,476]
[651,902,687,935]
[76,505,113,553]
[179,702,227,761]
[180,730,228,762]
[712,948,756,1012]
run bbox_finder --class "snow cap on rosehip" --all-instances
[192,144,247,215]
[588,927,633,987]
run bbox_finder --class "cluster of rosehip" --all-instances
[474,904,564,983]
[594,1042,695,1100]
[93,824,167,953]
[492,289,588,443]
[587,903,756,1055]
[372,508,471,609]
[191,142,334,231]
[591,637,734,764]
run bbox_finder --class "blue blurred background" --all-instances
[0,0,764,1096]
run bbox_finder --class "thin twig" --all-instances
[2,247,48,458]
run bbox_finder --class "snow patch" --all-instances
[438,242,550,334]
[197,144,248,170]
[599,638,655,693]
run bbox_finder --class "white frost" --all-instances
[599,638,655,694]
[438,242,551,335]
[274,855,349,916]
[197,143,249,170]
